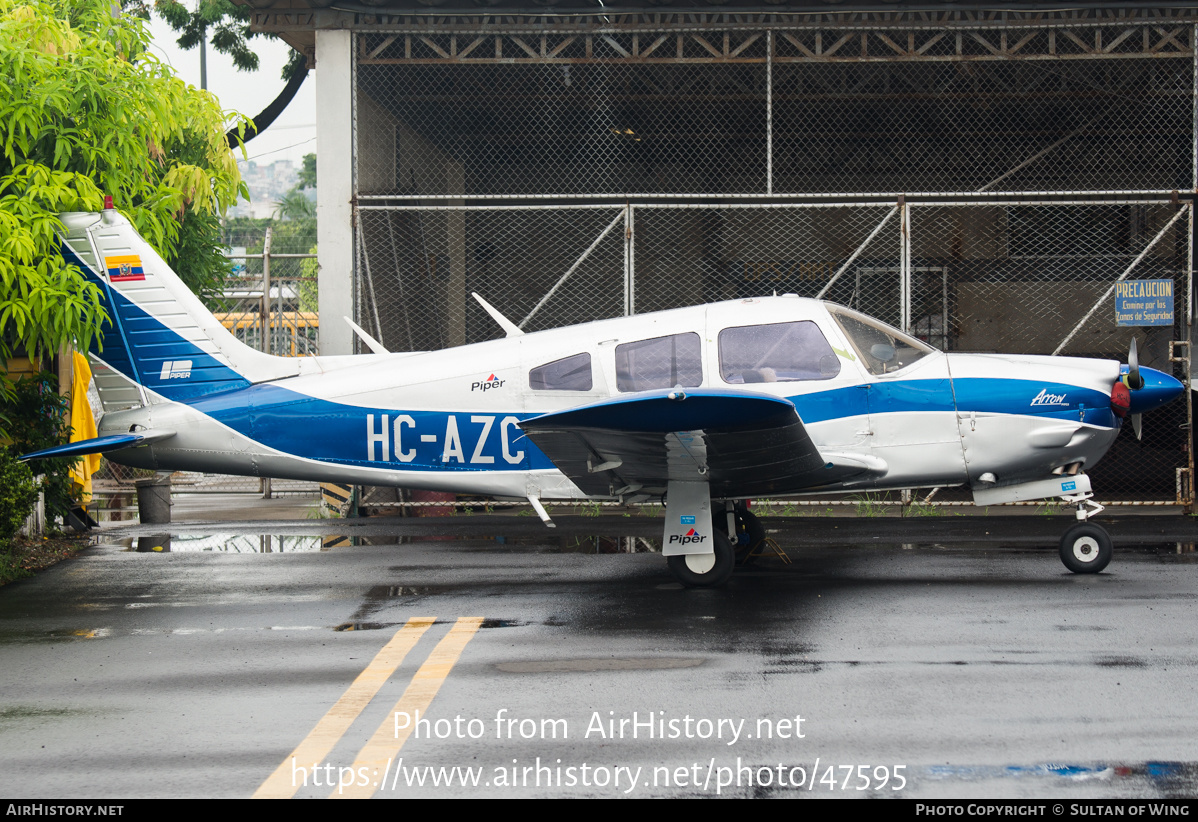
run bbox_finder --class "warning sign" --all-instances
[1115,279,1173,327]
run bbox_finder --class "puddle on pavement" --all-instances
[481,618,530,629]
[91,536,1198,566]
[0,706,91,722]
[333,621,397,632]
[495,657,705,674]
[331,616,530,633]
[104,534,356,553]
[97,532,659,555]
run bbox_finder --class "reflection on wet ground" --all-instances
[104,534,354,553]
[925,761,1198,798]
[93,534,1198,562]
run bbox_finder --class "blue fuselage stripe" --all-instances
[64,243,1120,473]
[174,377,1117,474]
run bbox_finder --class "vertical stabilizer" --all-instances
[59,210,302,403]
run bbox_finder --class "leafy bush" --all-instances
[3,371,74,525]
[0,448,39,546]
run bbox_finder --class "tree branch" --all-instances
[226,65,309,149]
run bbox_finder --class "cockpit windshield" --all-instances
[825,304,934,376]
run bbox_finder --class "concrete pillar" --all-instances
[316,29,354,356]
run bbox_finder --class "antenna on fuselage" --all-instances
[344,316,390,354]
[472,292,525,337]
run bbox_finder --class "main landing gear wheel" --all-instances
[1059,522,1113,574]
[724,507,766,566]
[667,530,735,588]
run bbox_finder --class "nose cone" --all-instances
[1125,366,1185,414]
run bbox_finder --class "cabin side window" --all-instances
[529,352,593,391]
[615,333,703,392]
[718,321,841,384]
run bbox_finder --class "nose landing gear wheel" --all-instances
[667,531,735,587]
[1059,522,1113,574]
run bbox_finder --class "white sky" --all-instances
[145,15,317,170]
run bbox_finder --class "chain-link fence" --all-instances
[355,26,1194,198]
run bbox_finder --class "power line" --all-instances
[241,136,317,162]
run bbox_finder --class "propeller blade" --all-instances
[1124,337,1145,390]
[1132,412,1142,441]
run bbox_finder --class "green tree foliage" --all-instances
[297,152,316,191]
[139,0,308,147]
[171,210,233,308]
[0,448,38,548]
[274,189,315,222]
[144,0,260,72]
[0,0,246,380]
[145,0,306,80]
[3,371,72,524]
[299,244,317,313]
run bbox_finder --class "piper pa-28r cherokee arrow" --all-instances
[26,207,1185,587]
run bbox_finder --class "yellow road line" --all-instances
[253,616,437,799]
[331,616,484,799]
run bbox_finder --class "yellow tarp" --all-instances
[68,351,100,504]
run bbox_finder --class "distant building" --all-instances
[227,159,301,219]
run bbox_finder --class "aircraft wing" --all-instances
[518,389,885,498]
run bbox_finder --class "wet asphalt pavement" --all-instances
[1,513,1197,799]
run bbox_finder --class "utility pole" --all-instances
[197,0,207,90]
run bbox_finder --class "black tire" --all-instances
[717,506,767,566]
[667,530,735,588]
[1059,523,1113,574]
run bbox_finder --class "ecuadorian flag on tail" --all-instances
[104,254,144,282]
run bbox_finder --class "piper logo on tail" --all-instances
[159,360,192,380]
[669,528,708,546]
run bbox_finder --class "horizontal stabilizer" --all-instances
[20,430,176,462]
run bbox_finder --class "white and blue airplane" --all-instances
[24,206,1185,586]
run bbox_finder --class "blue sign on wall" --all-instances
[1115,279,1173,327]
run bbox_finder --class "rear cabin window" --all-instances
[615,333,703,392]
[719,321,841,384]
[529,353,593,391]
